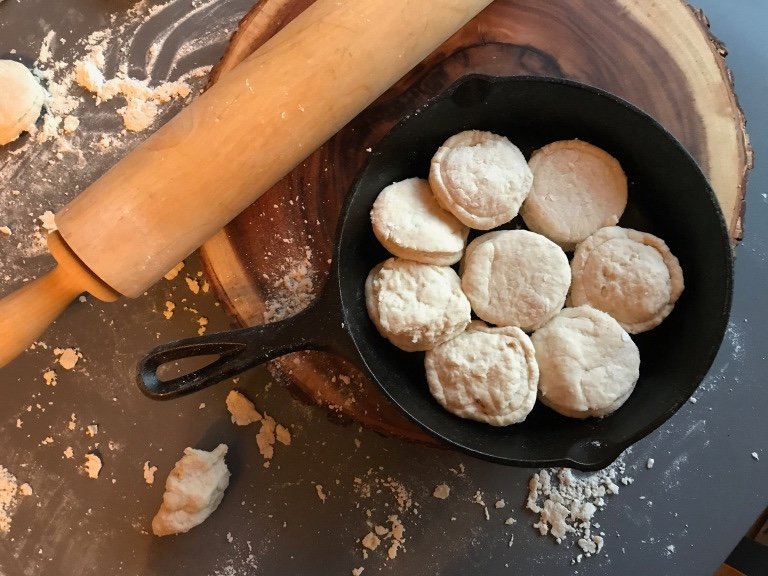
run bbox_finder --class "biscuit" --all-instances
[365,258,471,352]
[521,140,627,250]
[569,226,684,333]
[531,306,640,419]
[460,230,571,332]
[429,130,533,230]
[425,321,539,426]
[370,177,469,265]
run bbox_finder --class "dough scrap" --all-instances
[531,306,640,418]
[0,60,46,145]
[429,130,532,230]
[461,230,571,332]
[425,321,539,426]
[365,258,471,352]
[569,226,684,333]
[521,140,627,250]
[370,177,469,265]
[151,444,230,536]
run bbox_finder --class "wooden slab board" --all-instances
[199,0,751,443]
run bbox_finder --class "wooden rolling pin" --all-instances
[0,0,494,367]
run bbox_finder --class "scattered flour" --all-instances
[0,465,20,533]
[315,484,327,503]
[225,390,291,464]
[526,455,628,559]
[262,250,316,323]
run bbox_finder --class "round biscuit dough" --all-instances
[425,321,539,426]
[370,177,469,265]
[569,226,684,333]
[521,140,627,250]
[429,130,533,230]
[461,230,571,332]
[365,258,471,352]
[531,306,640,419]
[0,60,46,145]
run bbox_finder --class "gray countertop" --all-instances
[1,1,766,575]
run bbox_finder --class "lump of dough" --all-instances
[370,177,469,265]
[569,226,684,333]
[521,140,627,250]
[531,306,640,418]
[365,257,471,352]
[425,321,539,426]
[429,130,533,230]
[152,444,230,537]
[460,230,571,332]
[0,60,46,145]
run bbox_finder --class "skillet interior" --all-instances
[335,76,732,469]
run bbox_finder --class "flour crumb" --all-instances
[39,210,57,232]
[666,544,676,555]
[86,423,98,437]
[433,483,450,499]
[18,483,33,497]
[41,436,54,445]
[54,347,81,370]
[16,419,22,429]
[0,226,11,236]
[164,262,185,280]
[84,453,102,479]
[315,484,326,503]
[196,316,208,336]
[352,568,364,576]
[225,390,261,426]
[495,499,506,509]
[505,517,516,525]
[275,424,291,446]
[163,301,175,319]
[646,458,655,469]
[751,452,760,461]
[63,446,74,459]
[68,413,77,431]
[42,369,57,386]
[185,276,200,295]
[256,415,277,461]
[361,532,380,551]
[143,461,157,485]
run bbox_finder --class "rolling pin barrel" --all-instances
[55,0,494,298]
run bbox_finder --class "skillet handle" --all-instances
[137,302,333,400]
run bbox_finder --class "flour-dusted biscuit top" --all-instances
[521,140,628,250]
[0,60,47,145]
[461,230,571,332]
[429,130,533,230]
[531,306,640,419]
[569,226,684,333]
[425,321,539,426]
[365,258,471,352]
[370,177,469,265]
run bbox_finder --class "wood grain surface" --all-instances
[200,0,751,442]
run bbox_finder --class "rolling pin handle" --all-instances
[0,266,81,368]
[0,231,120,368]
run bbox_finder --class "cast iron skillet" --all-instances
[138,75,733,471]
